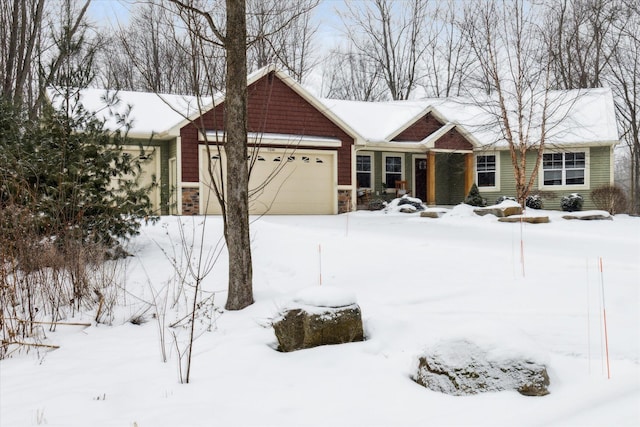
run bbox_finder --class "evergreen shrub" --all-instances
[561,193,583,212]
[526,194,543,209]
[465,184,486,207]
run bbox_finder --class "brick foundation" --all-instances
[181,187,199,215]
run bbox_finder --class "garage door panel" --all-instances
[200,147,336,215]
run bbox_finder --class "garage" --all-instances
[199,145,337,215]
[114,146,161,212]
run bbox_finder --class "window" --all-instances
[385,155,402,189]
[476,155,496,187]
[356,155,372,188]
[543,152,585,186]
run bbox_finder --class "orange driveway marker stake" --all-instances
[600,257,611,379]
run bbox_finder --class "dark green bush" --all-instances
[561,193,583,212]
[465,184,486,207]
[526,194,543,209]
[398,197,425,211]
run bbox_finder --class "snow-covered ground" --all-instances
[1,205,639,426]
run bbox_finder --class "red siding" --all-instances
[434,127,474,151]
[393,113,442,142]
[180,71,354,184]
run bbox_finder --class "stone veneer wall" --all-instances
[338,189,352,214]
[182,187,199,215]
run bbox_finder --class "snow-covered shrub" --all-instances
[496,195,516,204]
[526,194,543,209]
[397,196,425,211]
[561,193,583,212]
[465,184,486,207]
[368,199,386,211]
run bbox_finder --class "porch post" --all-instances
[464,153,474,196]
[427,151,436,206]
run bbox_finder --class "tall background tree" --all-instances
[606,1,640,214]
[160,0,320,310]
[461,0,556,206]
[541,0,639,213]
[321,45,388,101]
[0,0,97,116]
[224,0,253,310]
[336,0,431,100]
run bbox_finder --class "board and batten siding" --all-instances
[478,146,612,210]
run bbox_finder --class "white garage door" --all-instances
[199,146,336,215]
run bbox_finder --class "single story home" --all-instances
[50,65,619,214]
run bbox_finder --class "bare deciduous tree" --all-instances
[1,0,93,116]
[421,1,475,97]
[224,0,253,310]
[321,44,388,101]
[338,0,431,100]
[247,0,319,82]
[544,0,623,91]
[607,1,640,214]
[96,0,221,95]
[1,0,46,109]
[463,0,555,206]
[167,0,253,311]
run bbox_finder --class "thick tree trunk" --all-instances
[224,0,253,310]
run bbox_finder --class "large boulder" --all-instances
[474,200,523,217]
[413,338,550,396]
[273,287,364,352]
[562,211,612,221]
[498,216,550,224]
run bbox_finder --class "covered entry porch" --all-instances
[414,151,475,206]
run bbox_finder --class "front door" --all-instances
[415,158,427,202]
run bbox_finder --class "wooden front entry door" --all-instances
[415,158,427,202]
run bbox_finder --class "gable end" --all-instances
[393,113,443,142]
[434,127,474,151]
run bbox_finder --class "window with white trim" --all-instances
[476,155,496,187]
[543,152,585,186]
[356,154,372,188]
[384,155,402,188]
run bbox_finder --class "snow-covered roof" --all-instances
[320,87,619,148]
[317,99,429,143]
[47,68,619,148]
[46,87,212,138]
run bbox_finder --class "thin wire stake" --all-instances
[600,257,611,379]
[345,210,350,237]
[586,258,592,374]
[520,209,525,278]
[511,220,516,279]
[318,244,322,286]
[597,258,605,375]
